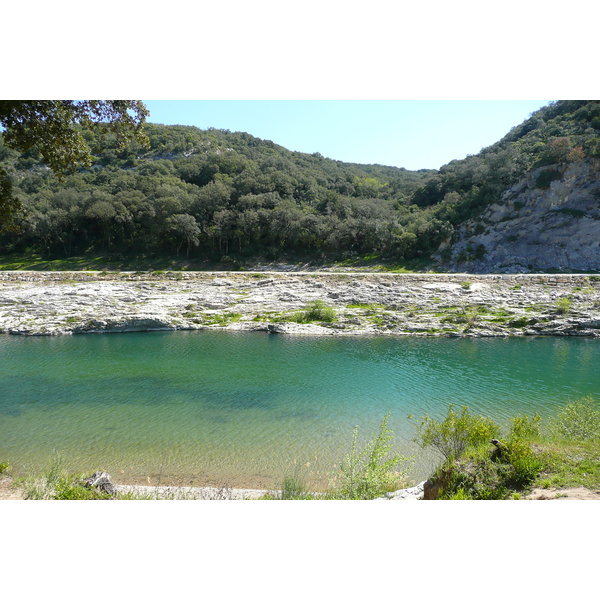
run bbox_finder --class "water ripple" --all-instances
[0,332,598,484]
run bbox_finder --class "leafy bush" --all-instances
[54,480,113,500]
[429,452,508,500]
[431,436,543,500]
[499,414,545,488]
[500,438,544,488]
[554,297,572,315]
[289,300,336,323]
[508,413,541,441]
[460,305,480,329]
[335,413,409,499]
[0,461,10,474]
[414,404,500,460]
[278,474,307,500]
[549,396,600,440]
[509,316,530,328]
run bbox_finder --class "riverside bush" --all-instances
[414,404,500,460]
[549,396,600,440]
[502,439,544,488]
[334,413,409,499]
[509,413,542,441]
[432,437,543,500]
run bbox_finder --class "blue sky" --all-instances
[143,100,550,171]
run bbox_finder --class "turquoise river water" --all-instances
[0,331,598,489]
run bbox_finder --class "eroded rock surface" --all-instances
[439,159,600,273]
[0,271,599,338]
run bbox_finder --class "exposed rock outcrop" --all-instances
[83,471,117,496]
[72,317,175,333]
[438,159,600,273]
[0,271,598,338]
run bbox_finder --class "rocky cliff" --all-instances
[437,159,600,273]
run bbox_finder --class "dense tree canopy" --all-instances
[0,101,149,173]
[0,101,149,228]
[1,100,598,266]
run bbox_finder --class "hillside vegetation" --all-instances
[1,100,599,271]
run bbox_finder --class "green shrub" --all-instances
[509,316,530,328]
[0,462,10,474]
[433,454,508,500]
[276,472,313,500]
[432,436,543,500]
[553,207,585,218]
[290,300,336,323]
[446,488,472,500]
[335,413,409,500]
[554,297,572,314]
[414,404,500,460]
[206,312,242,326]
[474,244,486,260]
[549,396,600,440]
[462,305,479,328]
[54,480,113,500]
[502,438,544,487]
[508,413,541,441]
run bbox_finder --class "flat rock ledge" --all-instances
[1,271,599,338]
[373,481,425,500]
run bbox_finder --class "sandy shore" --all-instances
[3,475,598,500]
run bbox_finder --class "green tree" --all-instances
[0,101,149,174]
[167,213,201,256]
[0,100,149,227]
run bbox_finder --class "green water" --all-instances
[0,331,598,489]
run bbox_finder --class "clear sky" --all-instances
[143,100,550,171]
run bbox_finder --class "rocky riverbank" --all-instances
[1,271,599,337]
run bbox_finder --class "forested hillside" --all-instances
[1,100,599,271]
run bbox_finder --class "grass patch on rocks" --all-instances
[286,300,337,324]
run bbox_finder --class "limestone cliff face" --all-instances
[437,159,600,273]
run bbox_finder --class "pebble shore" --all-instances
[114,481,426,500]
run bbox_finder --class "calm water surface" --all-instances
[0,332,598,488]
